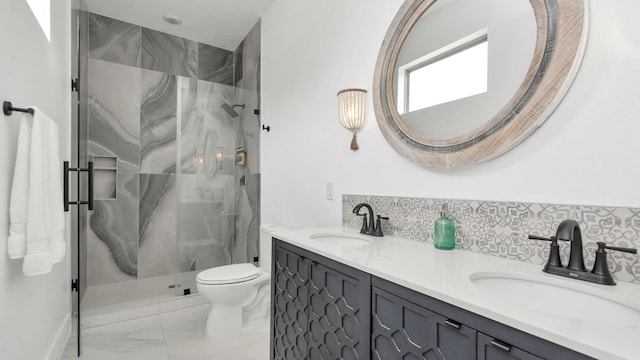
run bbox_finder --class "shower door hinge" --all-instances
[71,278,79,292]
[71,78,79,92]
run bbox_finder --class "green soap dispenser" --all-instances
[434,204,455,250]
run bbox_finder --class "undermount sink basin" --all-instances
[470,272,640,327]
[309,232,374,246]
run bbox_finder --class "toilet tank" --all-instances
[259,224,290,272]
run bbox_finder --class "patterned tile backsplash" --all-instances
[343,194,640,284]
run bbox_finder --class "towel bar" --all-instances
[3,101,34,116]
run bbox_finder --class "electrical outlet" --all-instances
[326,182,334,200]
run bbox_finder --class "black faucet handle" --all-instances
[528,235,569,242]
[591,242,637,285]
[597,242,638,254]
[373,215,389,237]
[528,234,569,268]
[356,213,368,234]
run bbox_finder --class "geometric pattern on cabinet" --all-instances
[272,240,371,360]
[477,333,542,360]
[273,245,310,360]
[308,261,370,360]
[371,277,593,360]
[372,287,477,360]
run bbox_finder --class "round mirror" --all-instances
[373,0,588,167]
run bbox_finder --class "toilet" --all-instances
[196,224,288,339]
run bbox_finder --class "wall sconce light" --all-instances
[337,88,367,151]
[214,146,224,170]
[194,153,204,170]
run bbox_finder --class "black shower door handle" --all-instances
[64,161,94,212]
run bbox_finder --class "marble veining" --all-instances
[198,43,234,85]
[141,28,197,78]
[138,174,178,278]
[89,173,140,284]
[139,174,175,245]
[179,77,198,174]
[62,298,269,359]
[343,195,640,284]
[234,39,243,86]
[234,87,260,175]
[178,175,230,274]
[88,59,141,173]
[233,174,260,263]
[89,13,141,67]
[140,69,177,174]
[239,21,261,91]
[178,174,236,273]
[197,80,236,176]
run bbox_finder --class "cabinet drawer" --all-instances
[478,333,543,360]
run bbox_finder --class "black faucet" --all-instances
[529,219,637,285]
[352,202,388,237]
[557,219,586,272]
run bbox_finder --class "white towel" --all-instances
[7,107,65,276]
[7,113,33,259]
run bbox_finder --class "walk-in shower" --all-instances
[69,6,262,355]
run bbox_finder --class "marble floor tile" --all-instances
[78,316,168,360]
[209,337,269,360]
[160,304,209,345]
[165,328,269,360]
[64,300,270,359]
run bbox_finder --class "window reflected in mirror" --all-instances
[398,30,488,114]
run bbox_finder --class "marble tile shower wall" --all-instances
[86,12,260,288]
[343,195,640,284]
[233,21,262,266]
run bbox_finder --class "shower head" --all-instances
[221,103,245,118]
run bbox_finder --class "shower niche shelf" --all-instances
[93,156,117,200]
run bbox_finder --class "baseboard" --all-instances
[47,313,71,360]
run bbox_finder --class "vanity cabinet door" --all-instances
[372,287,477,359]
[307,260,371,360]
[272,240,371,360]
[272,245,311,360]
[478,333,543,360]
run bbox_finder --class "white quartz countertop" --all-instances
[272,227,640,360]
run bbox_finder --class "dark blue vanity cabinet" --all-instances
[372,286,477,359]
[272,244,310,358]
[271,240,593,360]
[272,240,371,360]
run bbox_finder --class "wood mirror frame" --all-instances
[373,0,588,167]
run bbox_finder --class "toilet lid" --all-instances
[197,263,260,285]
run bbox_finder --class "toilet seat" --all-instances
[197,263,261,285]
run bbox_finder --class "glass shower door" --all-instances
[175,77,238,295]
[70,7,90,356]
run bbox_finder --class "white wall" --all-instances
[0,0,71,359]
[261,0,640,229]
